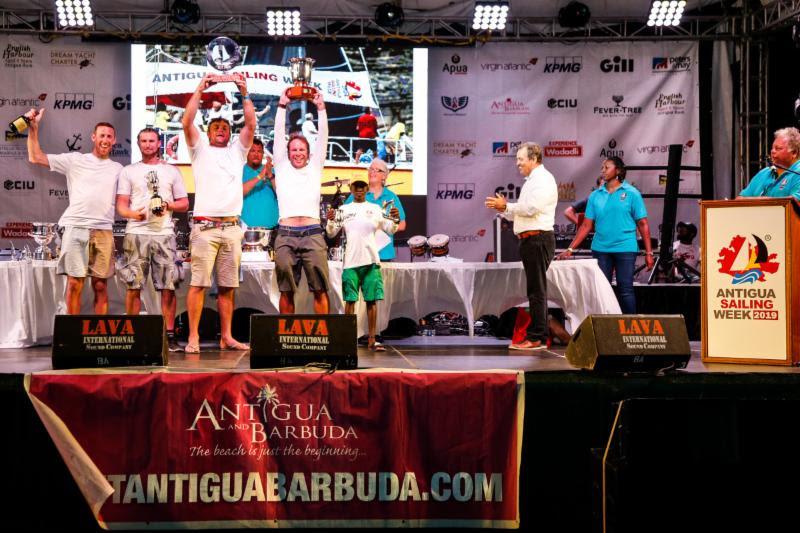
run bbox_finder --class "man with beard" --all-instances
[116,128,189,351]
[26,109,122,315]
[181,73,256,353]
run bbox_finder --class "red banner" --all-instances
[25,370,523,529]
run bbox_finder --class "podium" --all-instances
[701,198,800,364]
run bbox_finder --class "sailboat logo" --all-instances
[717,234,779,284]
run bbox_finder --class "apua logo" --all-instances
[717,234,779,284]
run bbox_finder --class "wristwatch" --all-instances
[567,247,575,253]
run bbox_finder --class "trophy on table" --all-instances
[29,222,57,260]
[287,57,317,101]
[146,170,165,216]
[206,36,243,84]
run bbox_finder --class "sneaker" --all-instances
[167,335,183,352]
[508,339,547,351]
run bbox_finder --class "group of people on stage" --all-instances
[25,74,404,354]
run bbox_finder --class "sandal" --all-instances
[369,341,386,352]
[220,340,250,351]
[184,342,200,354]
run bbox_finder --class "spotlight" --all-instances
[648,0,685,27]
[56,0,93,28]
[170,0,201,25]
[558,1,591,28]
[266,8,301,36]
[375,2,404,29]
[472,1,510,32]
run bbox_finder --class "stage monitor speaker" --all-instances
[565,314,690,371]
[250,314,358,369]
[52,314,168,369]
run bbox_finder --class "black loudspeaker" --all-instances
[52,314,167,369]
[565,314,690,371]
[250,314,358,369]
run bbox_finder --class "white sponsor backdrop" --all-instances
[0,35,130,243]
[428,42,701,261]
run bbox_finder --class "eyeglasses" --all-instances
[368,168,387,173]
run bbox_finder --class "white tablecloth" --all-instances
[0,259,620,347]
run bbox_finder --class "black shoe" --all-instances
[167,334,183,352]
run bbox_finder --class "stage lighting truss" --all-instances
[55,0,93,28]
[472,1,510,32]
[266,8,301,36]
[648,0,686,27]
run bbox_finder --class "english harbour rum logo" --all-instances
[187,382,357,443]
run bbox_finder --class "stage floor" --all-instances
[3,338,799,374]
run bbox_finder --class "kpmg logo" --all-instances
[54,92,94,111]
[441,95,469,114]
[51,49,96,68]
[436,183,475,200]
[481,57,537,72]
[600,56,634,73]
[3,42,33,68]
[547,98,577,109]
[654,92,686,115]
[652,56,692,72]
[113,94,131,111]
[490,97,530,115]
[600,138,624,158]
[492,141,522,157]
[432,140,477,157]
[442,54,468,75]
[544,56,582,73]
[593,95,642,117]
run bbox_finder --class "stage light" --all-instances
[558,1,591,28]
[648,0,685,27]
[472,1,509,32]
[375,2,404,29]
[56,0,93,27]
[170,0,201,25]
[266,8,301,36]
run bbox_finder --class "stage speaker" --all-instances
[250,314,358,369]
[565,314,690,371]
[52,314,167,369]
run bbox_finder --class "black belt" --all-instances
[277,226,324,237]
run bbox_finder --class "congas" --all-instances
[428,234,450,257]
[408,235,428,257]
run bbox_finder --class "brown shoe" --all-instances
[508,339,547,351]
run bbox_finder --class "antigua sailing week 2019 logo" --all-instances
[717,233,779,284]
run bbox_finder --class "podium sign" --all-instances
[702,199,800,364]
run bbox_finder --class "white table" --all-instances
[0,259,620,347]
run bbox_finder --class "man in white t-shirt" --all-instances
[326,179,399,351]
[181,73,256,353]
[116,128,189,351]
[26,109,122,315]
[273,88,330,314]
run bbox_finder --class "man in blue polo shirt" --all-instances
[241,138,279,229]
[739,127,800,199]
[345,158,406,261]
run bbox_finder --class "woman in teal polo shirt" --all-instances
[557,157,655,313]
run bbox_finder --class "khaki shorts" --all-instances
[274,232,330,293]
[118,233,177,291]
[56,226,115,279]
[189,225,243,288]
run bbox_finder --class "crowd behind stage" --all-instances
[21,69,800,353]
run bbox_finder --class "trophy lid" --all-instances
[206,37,242,72]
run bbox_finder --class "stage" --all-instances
[4,339,800,532]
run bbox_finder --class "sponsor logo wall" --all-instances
[429,42,700,261]
[0,35,130,241]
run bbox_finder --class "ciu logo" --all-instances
[495,183,521,200]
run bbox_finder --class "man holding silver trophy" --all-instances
[181,56,256,353]
[25,109,122,315]
[116,127,189,352]
[272,57,331,315]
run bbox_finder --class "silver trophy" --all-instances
[29,222,56,260]
[287,57,317,101]
[206,36,243,83]
[146,170,165,216]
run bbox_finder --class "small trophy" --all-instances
[29,222,56,260]
[206,36,243,84]
[147,171,165,217]
[381,199,399,223]
[287,57,317,101]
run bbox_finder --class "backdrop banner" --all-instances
[427,42,701,261]
[25,369,524,529]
